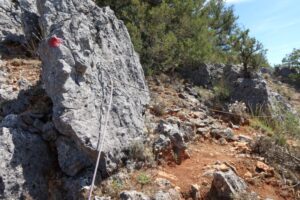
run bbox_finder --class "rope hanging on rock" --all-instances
[88,70,114,200]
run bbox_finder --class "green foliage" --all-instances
[288,73,300,85]
[136,172,151,187]
[250,118,274,136]
[282,48,300,68]
[250,104,300,145]
[96,0,268,74]
[111,178,124,192]
[213,78,230,102]
[231,29,268,76]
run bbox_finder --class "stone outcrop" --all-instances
[36,0,149,176]
[179,63,225,87]
[223,65,294,113]
[0,0,23,45]
[0,0,38,56]
[274,66,299,79]
[0,127,54,200]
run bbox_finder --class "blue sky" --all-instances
[225,0,300,65]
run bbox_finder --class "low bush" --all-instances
[136,173,151,188]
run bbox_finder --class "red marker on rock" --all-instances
[48,36,63,47]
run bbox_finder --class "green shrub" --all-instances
[136,173,151,187]
[213,79,230,102]
[250,103,300,144]
[96,0,266,74]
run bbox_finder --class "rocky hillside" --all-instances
[0,0,300,200]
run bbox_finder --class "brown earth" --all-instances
[0,58,41,90]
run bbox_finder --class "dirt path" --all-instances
[155,136,285,199]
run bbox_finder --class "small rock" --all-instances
[244,171,252,179]
[155,178,172,189]
[120,191,150,200]
[178,93,187,99]
[238,135,252,143]
[154,189,181,200]
[219,138,228,145]
[202,180,209,186]
[219,164,230,172]
[196,127,209,135]
[94,196,112,200]
[256,161,274,176]
[210,128,236,141]
[191,184,201,200]
[210,170,247,199]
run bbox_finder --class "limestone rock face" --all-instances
[36,0,149,175]
[0,0,23,44]
[179,63,225,87]
[0,127,54,199]
[223,65,294,113]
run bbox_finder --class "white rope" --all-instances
[88,73,114,200]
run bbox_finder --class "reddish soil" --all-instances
[0,58,41,90]
[154,135,289,200]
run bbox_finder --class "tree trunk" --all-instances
[243,62,251,78]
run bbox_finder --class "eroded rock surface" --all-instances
[0,127,54,199]
[0,0,23,44]
[210,170,247,199]
[37,0,149,176]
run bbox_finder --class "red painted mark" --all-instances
[48,36,63,47]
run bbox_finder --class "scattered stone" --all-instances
[210,170,247,199]
[94,196,112,200]
[219,164,230,172]
[256,161,274,176]
[155,122,188,163]
[233,141,250,153]
[219,138,228,145]
[120,191,150,200]
[190,184,201,200]
[244,171,253,179]
[211,128,236,141]
[196,127,209,135]
[154,189,181,200]
[238,135,252,143]
[155,178,172,189]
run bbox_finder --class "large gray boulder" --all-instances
[0,127,54,199]
[210,170,247,199]
[224,65,294,113]
[36,0,149,176]
[179,63,225,87]
[274,66,299,79]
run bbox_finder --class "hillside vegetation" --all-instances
[97,0,269,75]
